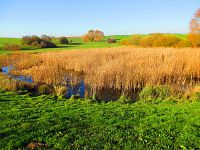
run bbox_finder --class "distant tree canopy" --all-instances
[59,37,69,44]
[83,30,104,42]
[189,8,200,47]
[41,35,52,42]
[22,35,57,48]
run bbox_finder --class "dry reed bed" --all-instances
[2,47,200,93]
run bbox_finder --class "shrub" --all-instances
[119,35,144,46]
[22,35,57,48]
[128,34,144,46]
[140,36,151,47]
[40,41,57,48]
[119,39,130,45]
[139,85,171,101]
[16,81,35,92]
[176,39,192,47]
[22,35,41,45]
[184,86,200,101]
[0,74,18,91]
[36,84,52,95]
[117,95,132,104]
[140,34,159,47]
[53,85,67,99]
[107,38,117,44]
[153,35,180,47]
[41,35,52,42]
[140,34,181,47]
[0,73,36,92]
[59,37,69,44]
[123,33,182,47]
[188,34,200,47]
[0,74,34,92]
[4,44,21,51]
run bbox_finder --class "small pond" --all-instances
[1,66,139,101]
[1,66,85,98]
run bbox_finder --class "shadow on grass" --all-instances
[19,42,85,51]
[57,42,83,48]
[0,129,17,138]
[70,42,83,45]
[20,46,37,51]
[0,99,14,102]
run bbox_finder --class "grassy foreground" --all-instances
[0,90,200,149]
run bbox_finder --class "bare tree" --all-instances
[189,8,200,47]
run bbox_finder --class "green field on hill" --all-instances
[0,34,187,55]
[0,35,130,54]
[0,90,200,149]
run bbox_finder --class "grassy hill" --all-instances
[0,35,130,54]
[0,90,200,149]
[0,34,187,55]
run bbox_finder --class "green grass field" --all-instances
[0,90,200,149]
[0,35,130,54]
[0,34,187,55]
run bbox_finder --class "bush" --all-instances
[4,44,21,51]
[140,36,153,47]
[40,41,57,48]
[59,37,69,44]
[107,38,117,44]
[121,33,185,48]
[117,95,132,104]
[119,35,144,46]
[53,85,67,99]
[16,81,35,91]
[119,39,129,45]
[41,35,52,42]
[176,39,192,47]
[184,86,200,101]
[0,74,18,91]
[139,85,171,101]
[22,35,41,45]
[22,35,57,48]
[36,84,52,95]
[128,34,144,46]
[188,34,200,47]
[140,34,181,47]
[153,34,180,47]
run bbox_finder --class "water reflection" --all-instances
[1,66,85,98]
[1,66,136,101]
[2,66,33,83]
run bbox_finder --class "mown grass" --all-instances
[0,35,130,54]
[0,90,200,149]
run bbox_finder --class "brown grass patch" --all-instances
[1,47,200,96]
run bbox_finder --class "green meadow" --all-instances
[0,34,187,55]
[0,35,130,54]
[0,90,200,149]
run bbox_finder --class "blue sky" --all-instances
[0,0,199,37]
